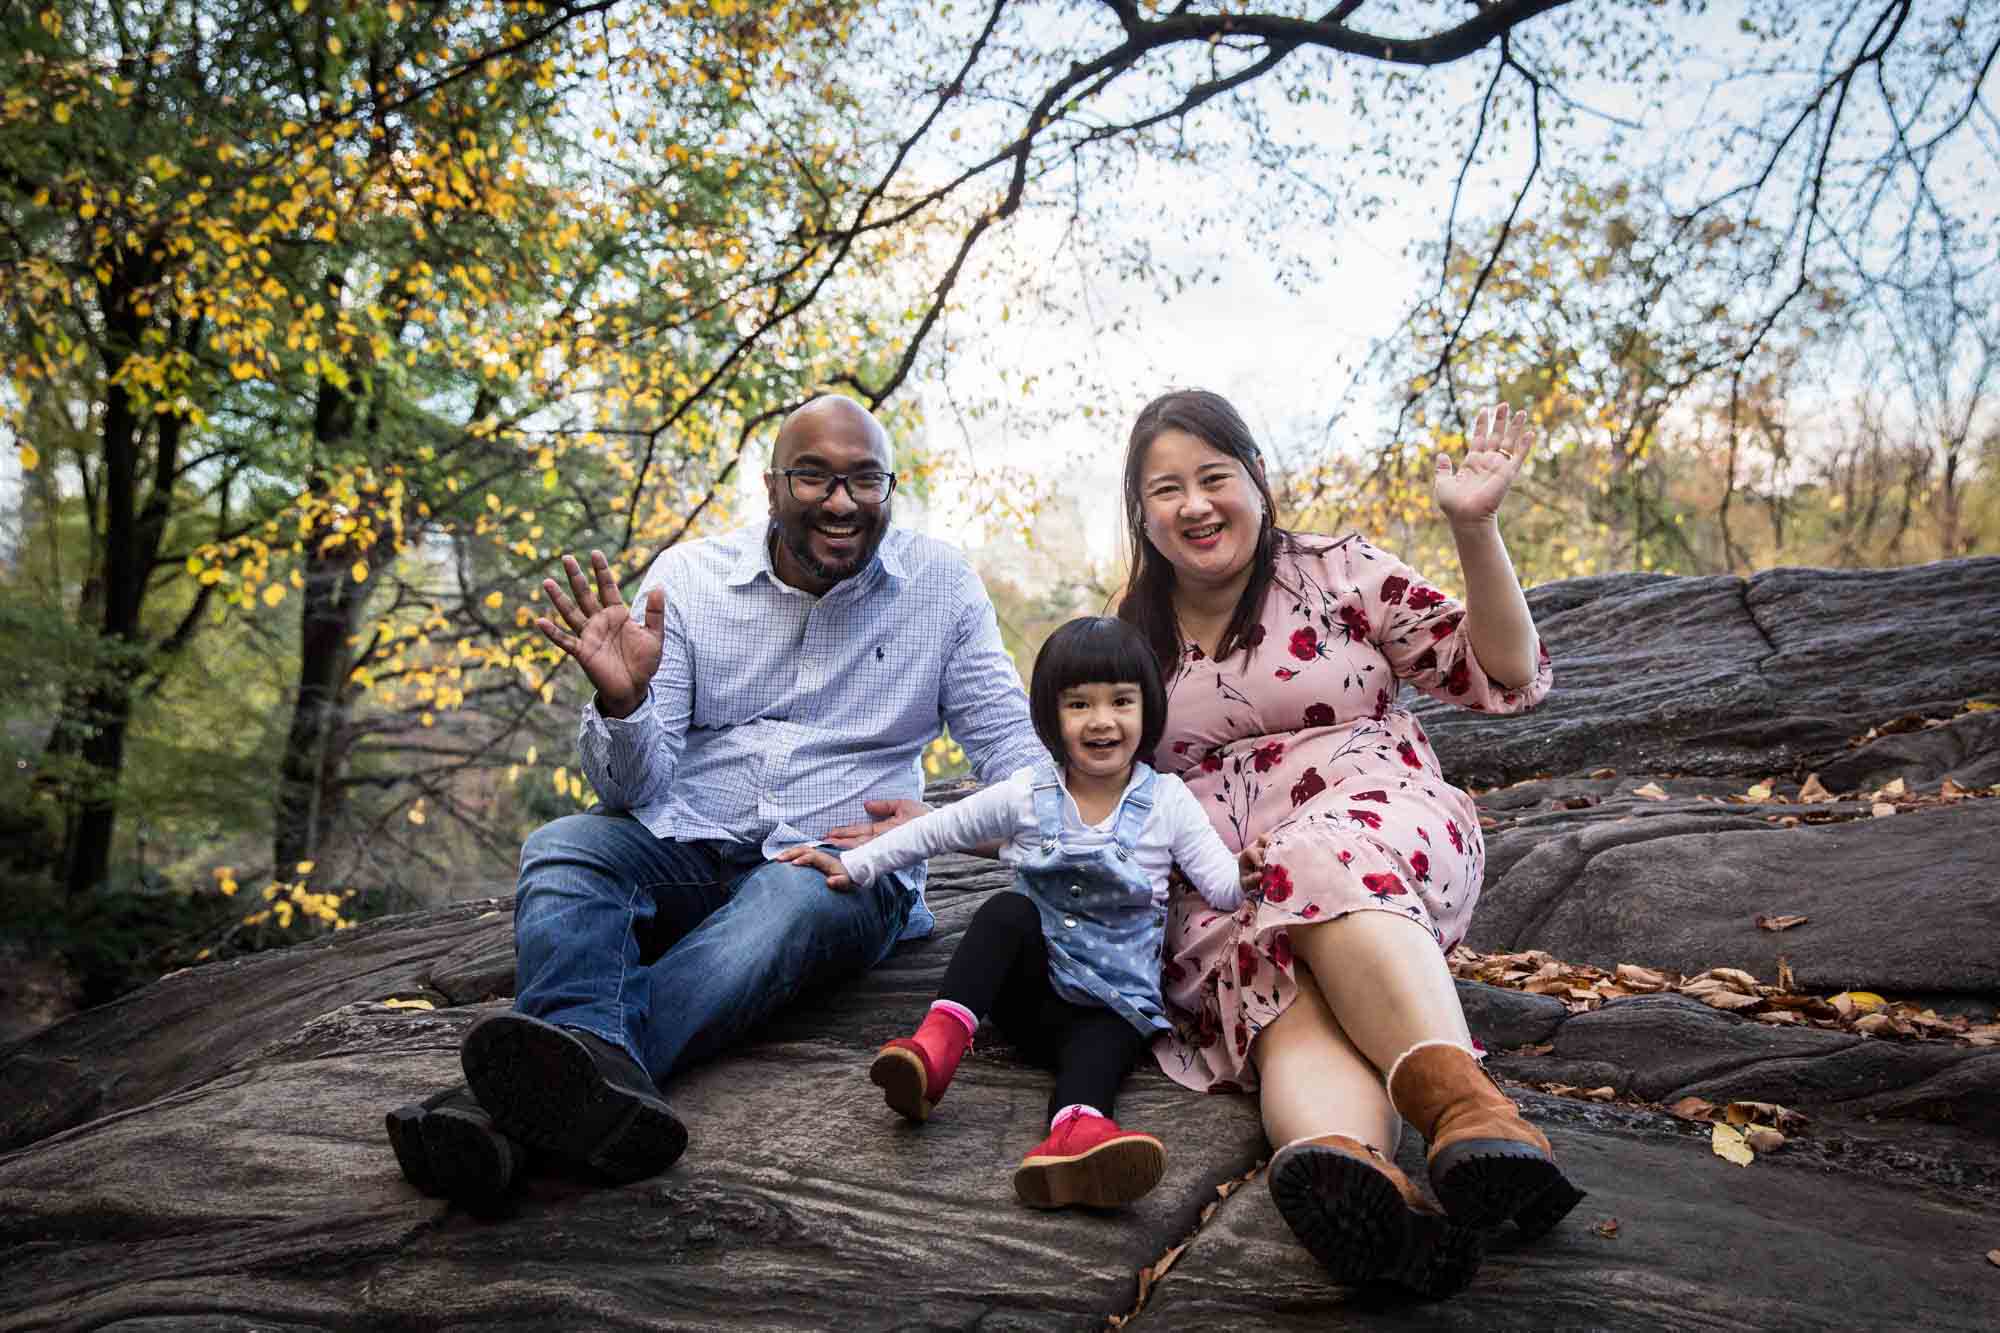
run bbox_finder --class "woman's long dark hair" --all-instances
[1114,389,1313,675]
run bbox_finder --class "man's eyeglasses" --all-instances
[778,468,897,504]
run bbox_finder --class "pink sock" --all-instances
[929,999,977,1038]
[1051,1103,1106,1129]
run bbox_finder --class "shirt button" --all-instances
[1063,917,1078,929]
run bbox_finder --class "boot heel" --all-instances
[1431,1138,1582,1233]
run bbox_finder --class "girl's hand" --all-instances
[1434,402,1534,528]
[1237,836,1270,893]
[775,843,854,891]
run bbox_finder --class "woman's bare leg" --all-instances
[1289,909,1470,1071]
[1251,968,1399,1153]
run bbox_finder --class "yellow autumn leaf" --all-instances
[1711,1122,1754,1166]
[53,103,71,125]
[1965,699,1997,713]
[407,804,426,825]
[185,553,203,575]
[381,997,434,1010]
[484,590,504,609]
[295,860,315,874]
[1745,782,1772,801]
[1831,991,1887,1012]
[524,745,538,765]
[351,560,368,583]
[262,583,286,607]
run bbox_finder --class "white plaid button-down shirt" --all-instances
[577,521,1044,938]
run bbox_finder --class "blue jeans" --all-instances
[512,812,910,1081]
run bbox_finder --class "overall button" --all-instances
[1069,885,1082,899]
[1063,916,1079,929]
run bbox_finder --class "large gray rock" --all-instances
[1133,1095,2000,1332]
[1417,557,2000,786]
[1469,797,2000,998]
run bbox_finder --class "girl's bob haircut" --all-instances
[1028,616,1168,770]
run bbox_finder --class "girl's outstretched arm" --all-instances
[810,772,1029,889]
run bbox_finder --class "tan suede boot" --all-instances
[1387,1040,1584,1238]
[1266,1133,1483,1299]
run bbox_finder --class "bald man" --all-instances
[385,397,1043,1206]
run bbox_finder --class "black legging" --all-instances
[939,890,1151,1123]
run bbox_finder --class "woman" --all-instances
[1117,389,1578,1298]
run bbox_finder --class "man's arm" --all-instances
[936,564,1043,782]
[575,555,694,810]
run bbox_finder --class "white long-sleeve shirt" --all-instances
[839,765,1245,912]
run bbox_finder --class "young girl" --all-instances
[779,616,1259,1209]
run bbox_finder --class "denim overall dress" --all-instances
[1014,762,1168,1037]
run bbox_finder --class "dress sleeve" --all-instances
[1159,776,1244,911]
[1343,539,1552,715]
[837,772,1028,888]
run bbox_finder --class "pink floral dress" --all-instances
[1150,536,1552,1092]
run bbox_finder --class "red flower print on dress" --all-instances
[1429,611,1464,640]
[1200,750,1223,773]
[1260,863,1294,903]
[1445,659,1471,695]
[1412,646,1438,674]
[1299,903,1323,919]
[1234,1019,1250,1056]
[1446,819,1465,853]
[1251,740,1286,773]
[1163,959,1186,985]
[1381,575,1409,605]
[1337,849,1354,866]
[1245,623,1267,648]
[1348,807,1384,829]
[1172,740,1191,754]
[1352,789,1390,802]
[1397,739,1422,768]
[1413,720,1429,745]
[1289,627,1320,661]
[1304,701,1336,727]
[1410,850,1431,880]
[1363,872,1409,898]
[1407,586,1446,611]
[1338,604,1370,640]
[1373,688,1390,720]
[1290,767,1326,805]
[1274,667,1299,681]
[1270,931,1294,969]
[1237,940,1259,986]
[1416,825,1431,844]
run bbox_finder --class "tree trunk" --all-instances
[272,548,369,872]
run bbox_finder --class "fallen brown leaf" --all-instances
[1876,777,1908,799]
[1755,1009,1803,1025]
[1743,1126,1786,1153]
[1632,782,1670,801]
[1798,773,1836,803]
[1615,963,1672,992]
[1854,1012,1900,1036]
[1588,767,1617,779]
[1940,777,1972,802]
[1776,956,1797,993]
[1755,913,1809,932]
[1987,1248,2000,1267]
[1872,801,1897,817]
[1743,781,1775,803]
[1667,1096,1718,1122]
[1593,1217,1621,1238]
[1723,1101,1808,1131]
[1711,1122,1755,1166]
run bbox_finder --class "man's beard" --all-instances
[772,510,887,585]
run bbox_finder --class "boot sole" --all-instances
[1431,1139,1586,1238]
[385,1100,518,1208]
[1014,1134,1165,1209]
[462,1014,687,1185]
[1269,1142,1483,1298]
[870,1046,933,1122]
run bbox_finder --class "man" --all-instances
[385,396,1042,1205]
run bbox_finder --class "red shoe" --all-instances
[870,1009,971,1122]
[1012,1112,1165,1209]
